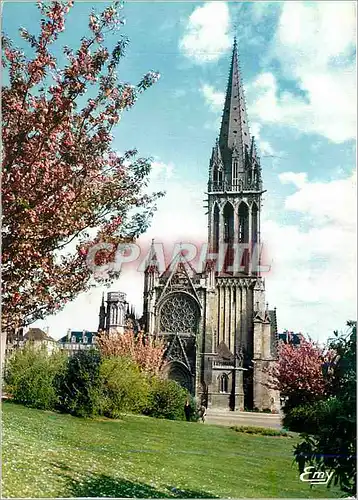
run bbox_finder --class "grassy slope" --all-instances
[2,402,340,498]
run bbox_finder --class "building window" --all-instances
[223,202,234,243]
[110,304,118,325]
[71,336,76,343]
[252,203,258,245]
[213,204,220,252]
[232,160,238,186]
[238,202,249,243]
[160,293,199,333]
[219,374,229,393]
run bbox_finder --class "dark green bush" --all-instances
[4,343,66,410]
[283,403,317,433]
[144,377,188,420]
[100,356,150,418]
[232,425,290,437]
[56,349,102,418]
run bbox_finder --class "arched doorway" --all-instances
[163,361,193,394]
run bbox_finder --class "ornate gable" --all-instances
[160,253,202,306]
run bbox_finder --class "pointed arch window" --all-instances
[223,203,234,243]
[219,374,229,393]
[213,204,220,252]
[110,304,118,325]
[252,203,258,245]
[232,159,239,188]
[238,202,249,244]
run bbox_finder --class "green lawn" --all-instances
[2,402,340,498]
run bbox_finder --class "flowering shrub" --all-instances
[266,339,334,413]
[97,329,165,376]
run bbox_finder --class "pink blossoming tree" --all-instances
[97,329,165,376]
[266,338,335,412]
[1,0,162,363]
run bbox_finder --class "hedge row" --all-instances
[4,345,198,421]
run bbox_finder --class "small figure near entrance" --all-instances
[199,403,207,423]
[184,398,191,422]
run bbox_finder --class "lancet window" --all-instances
[223,202,234,243]
[238,202,249,244]
[213,204,220,252]
[219,374,229,393]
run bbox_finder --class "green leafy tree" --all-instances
[4,343,66,410]
[294,321,356,496]
[144,378,189,421]
[56,349,102,417]
[100,356,150,417]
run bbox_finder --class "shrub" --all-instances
[56,349,102,418]
[100,356,150,418]
[144,378,188,420]
[283,403,318,433]
[231,425,290,437]
[4,344,66,410]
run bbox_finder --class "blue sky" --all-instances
[3,1,357,342]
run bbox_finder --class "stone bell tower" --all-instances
[203,38,279,411]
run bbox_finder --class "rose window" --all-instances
[160,293,198,333]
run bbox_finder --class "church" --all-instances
[98,40,279,412]
[141,40,280,412]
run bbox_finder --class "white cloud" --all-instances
[250,1,280,22]
[179,2,231,63]
[149,160,174,181]
[264,170,357,340]
[200,84,224,112]
[249,2,356,143]
[278,171,308,189]
[259,141,276,157]
[282,170,357,228]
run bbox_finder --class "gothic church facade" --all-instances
[142,40,279,411]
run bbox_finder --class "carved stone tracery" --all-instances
[159,293,199,333]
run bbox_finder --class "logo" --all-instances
[299,466,334,485]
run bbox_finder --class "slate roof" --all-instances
[278,331,304,346]
[58,330,97,344]
[24,328,56,342]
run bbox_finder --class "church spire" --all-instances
[98,292,106,331]
[145,239,159,274]
[218,38,251,179]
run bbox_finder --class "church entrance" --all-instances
[163,361,193,394]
